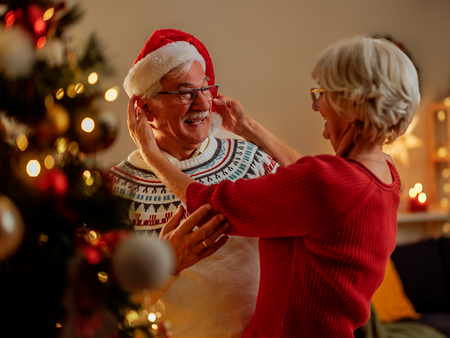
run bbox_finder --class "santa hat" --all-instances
[123,29,215,98]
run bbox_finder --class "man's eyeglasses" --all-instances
[158,85,219,105]
[310,88,326,109]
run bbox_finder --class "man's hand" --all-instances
[213,93,253,139]
[161,204,229,275]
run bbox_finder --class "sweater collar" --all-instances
[127,137,217,171]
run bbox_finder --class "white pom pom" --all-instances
[0,25,35,77]
[112,235,174,291]
[209,111,223,136]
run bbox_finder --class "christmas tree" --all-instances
[0,1,171,337]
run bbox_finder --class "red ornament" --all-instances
[35,168,68,197]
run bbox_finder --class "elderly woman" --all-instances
[128,36,420,337]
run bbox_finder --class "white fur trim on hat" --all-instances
[123,41,206,98]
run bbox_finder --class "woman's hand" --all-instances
[213,93,253,139]
[161,204,229,275]
[127,95,160,163]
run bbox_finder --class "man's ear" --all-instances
[136,97,149,112]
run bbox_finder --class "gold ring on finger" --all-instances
[202,240,208,248]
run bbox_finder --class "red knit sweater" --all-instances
[186,155,399,338]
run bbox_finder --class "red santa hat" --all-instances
[123,29,215,98]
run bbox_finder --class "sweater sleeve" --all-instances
[186,155,375,238]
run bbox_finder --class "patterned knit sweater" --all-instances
[186,155,400,338]
[108,137,278,338]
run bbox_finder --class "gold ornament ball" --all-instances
[0,195,25,260]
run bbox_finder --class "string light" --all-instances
[5,10,15,28]
[88,72,98,85]
[148,313,157,322]
[56,138,67,153]
[81,117,95,133]
[67,84,76,98]
[105,87,119,102]
[151,324,159,331]
[26,160,41,177]
[418,192,427,203]
[441,198,449,208]
[44,155,54,169]
[414,183,423,194]
[444,97,450,108]
[43,8,54,21]
[16,134,28,151]
[437,146,448,158]
[443,168,450,178]
[36,36,46,50]
[55,88,64,100]
[75,83,84,94]
[409,188,417,198]
[98,271,108,283]
[437,110,446,122]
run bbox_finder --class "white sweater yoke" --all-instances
[108,137,278,338]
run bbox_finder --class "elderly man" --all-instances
[108,29,278,338]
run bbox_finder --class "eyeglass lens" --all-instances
[180,86,218,104]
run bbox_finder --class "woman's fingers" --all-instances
[161,205,185,236]
[176,204,213,235]
[191,213,227,244]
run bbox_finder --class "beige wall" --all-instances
[69,0,450,194]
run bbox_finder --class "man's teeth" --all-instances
[185,118,205,125]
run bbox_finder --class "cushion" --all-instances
[391,238,450,313]
[371,258,421,322]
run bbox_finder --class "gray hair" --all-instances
[311,36,420,144]
[141,60,197,102]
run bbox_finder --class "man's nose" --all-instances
[191,90,211,111]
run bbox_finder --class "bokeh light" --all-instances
[44,155,55,169]
[418,192,427,203]
[43,8,54,21]
[36,36,46,50]
[16,134,28,151]
[443,168,450,178]
[88,72,98,85]
[67,84,77,98]
[437,110,446,122]
[98,271,108,283]
[437,147,448,158]
[105,87,119,102]
[414,183,423,194]
[26,160,41,177]
[148,313,157,322]
[56,88,64,100]
[81,117,95,133]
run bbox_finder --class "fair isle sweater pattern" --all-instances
[108,137,278,231]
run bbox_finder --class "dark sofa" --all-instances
[355,237,450,338]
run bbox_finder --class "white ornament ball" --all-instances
[0,25,35,78]
[112,235,174,291]
[0,195,25,260]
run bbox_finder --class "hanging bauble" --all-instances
[71,109,118,154]
[0,194,25,260]
[112,235,174,291]
[35,167,69,197]
[37,103,70,144]
[47,103,70,134]
[0,25,35,77]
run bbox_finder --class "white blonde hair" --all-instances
[311,36,420,144]
[141,60,196,101]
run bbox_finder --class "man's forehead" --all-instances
[175,76,210,90]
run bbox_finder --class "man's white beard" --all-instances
[181,110,222,136]
[208,111,222,136]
